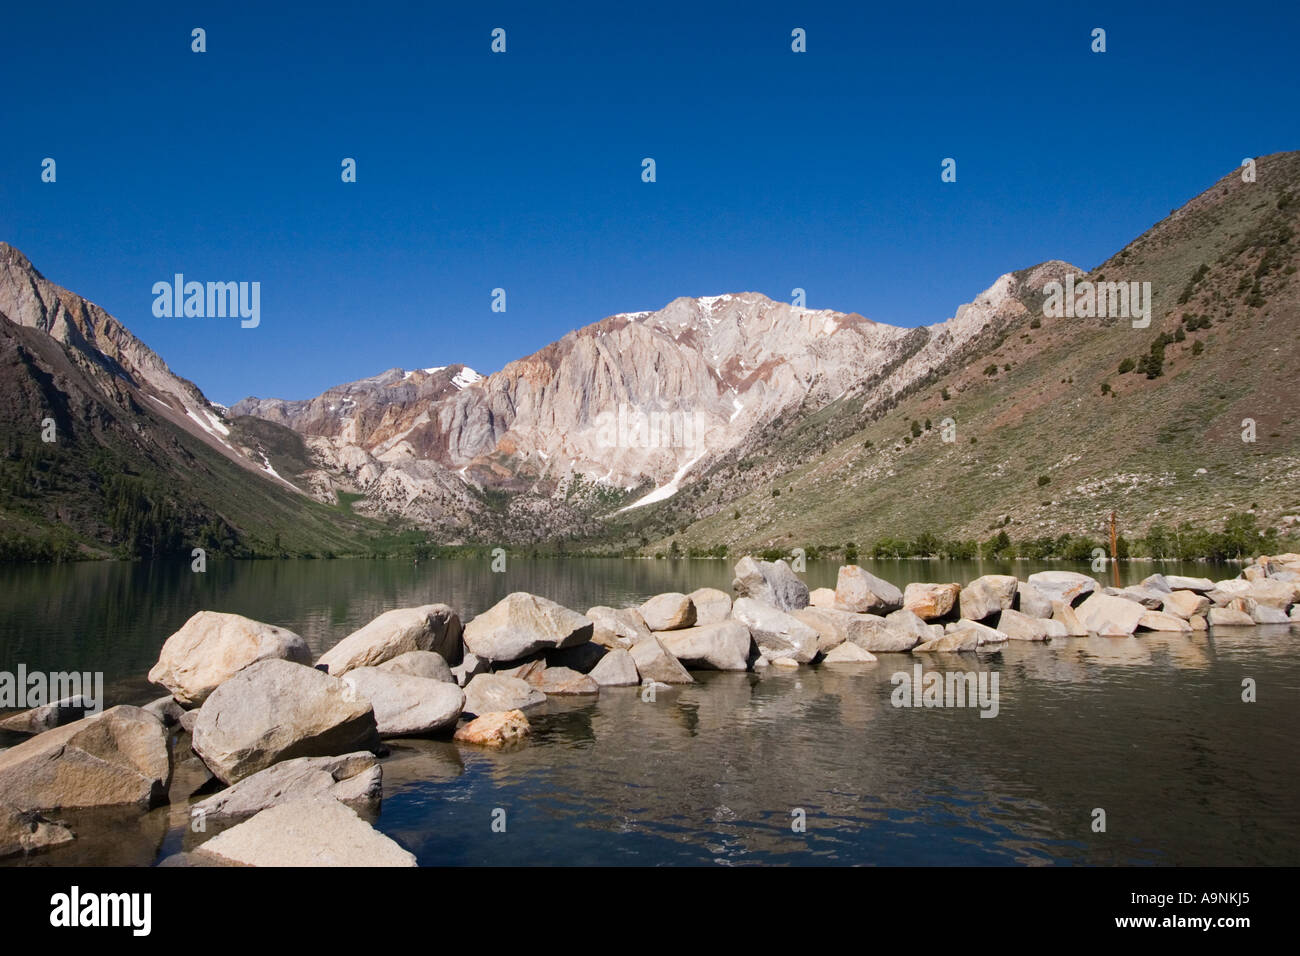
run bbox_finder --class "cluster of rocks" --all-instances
[2,553,1296,865]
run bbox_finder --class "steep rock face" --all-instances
[0,243,288,487]
[231,289,1009,532]
[0,244,407,560]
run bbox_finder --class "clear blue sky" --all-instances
[2,1,1296,405]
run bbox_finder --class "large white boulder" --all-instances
[902,582,961,620]
[640,593,697,631]
[688,588,733,625]
[959,575,1019,621]
[1026,571,1097,607]
[197,797,416,867]
[148,611,312,706]
[1075,593,1145,635]
[731,597,819,663]
[190,752,381,819]
[0,706,170,812]
[462,593,592,663]
[317,604,461,676]
[192,660,381,784]
[732,557,810,611]
[341,667,465,737]
[659,621,752,671]
[462,673,547,714]
[834,565,903,614]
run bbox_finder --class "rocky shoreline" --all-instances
[2,553,1298,865]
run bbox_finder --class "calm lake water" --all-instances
[2,557,1297,866]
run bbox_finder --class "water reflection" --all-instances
[0,558,1295,866]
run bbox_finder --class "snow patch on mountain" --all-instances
[617,451,707,512]
[452,367,482,389]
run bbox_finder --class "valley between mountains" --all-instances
[2,153,1298,561]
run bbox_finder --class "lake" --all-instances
[2,557,1297,866]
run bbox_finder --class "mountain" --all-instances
[7,151,1298,560]
[230,278,1066,541]
[627,152,1300,556]
[233,153,1300,555]
[0,244,396,559]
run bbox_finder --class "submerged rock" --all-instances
[454,710,531,748]
[0,802,75,859]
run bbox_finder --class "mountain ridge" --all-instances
[3,151,1297,558]
[0,245,404,559]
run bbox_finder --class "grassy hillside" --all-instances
[606,153,1300,558]
[0,316,416,561]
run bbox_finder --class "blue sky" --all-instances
[2,1,1296,405]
